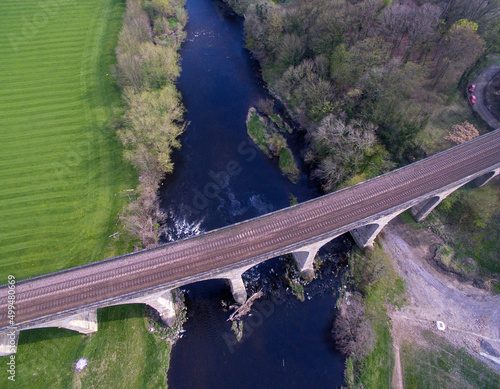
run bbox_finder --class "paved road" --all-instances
[0,129,499,329]
[473,57,500,129]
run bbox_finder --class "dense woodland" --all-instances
[226,0,499,189]
[114,0,187,247]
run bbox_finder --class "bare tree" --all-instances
[121,181,165,248]
[348,0,386,44]
[432,19,485,89]
[406,3,441,62]
[115,0,152,91]
[308,115,377,190]
[382,3,412,56]
[332,291,376,360]
[440,0,500,32]
[256,98,275,116]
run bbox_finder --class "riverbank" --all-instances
[335,214,500,388]
[113,0,187,248]
[380,216,500,387]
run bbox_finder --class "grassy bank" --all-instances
[432,184,500,278]
[401,331,500,388]
[399,181,500,291]
[336,246,406,388]
[0,0,136,282]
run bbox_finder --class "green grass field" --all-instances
[401,331,500,388]
[12,305,171,388]
[0,0,136,282]
[0,1,174,386]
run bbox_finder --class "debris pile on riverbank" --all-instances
[228,290,264,321]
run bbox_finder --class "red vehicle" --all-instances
[469,84,476,93]
[470,95,477,104]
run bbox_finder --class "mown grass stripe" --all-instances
[0,0,135,283]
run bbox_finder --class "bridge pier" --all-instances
[350,211,403,250]
[207,268,250,304]
[292,237,337,279]
[410,184,464,222]
[141,291,176,326]
[228,276,247,305]
[58,310,98,334]
[0,330,18,357]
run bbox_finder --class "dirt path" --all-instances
[392,342,404,389]
[378,218,500,386]
[473,56,500,130]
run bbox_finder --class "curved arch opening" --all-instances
[467,171,496,188]
[361,223,380,237]
[350,223,381,249]
[411,196,440,222]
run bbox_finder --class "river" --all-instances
[159,1,349,387]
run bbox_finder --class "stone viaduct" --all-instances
[0,129,499,356]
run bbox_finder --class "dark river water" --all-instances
[159,0,349,387]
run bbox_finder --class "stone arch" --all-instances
[350,223,381,250]
[110,290,176,326]
[290,236,339,279]
[467,171,497,188]
[359,223,380,238]
[411,196,441,222]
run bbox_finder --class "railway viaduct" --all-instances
[1,129,499,356]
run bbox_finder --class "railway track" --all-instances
[1,129,499,329]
